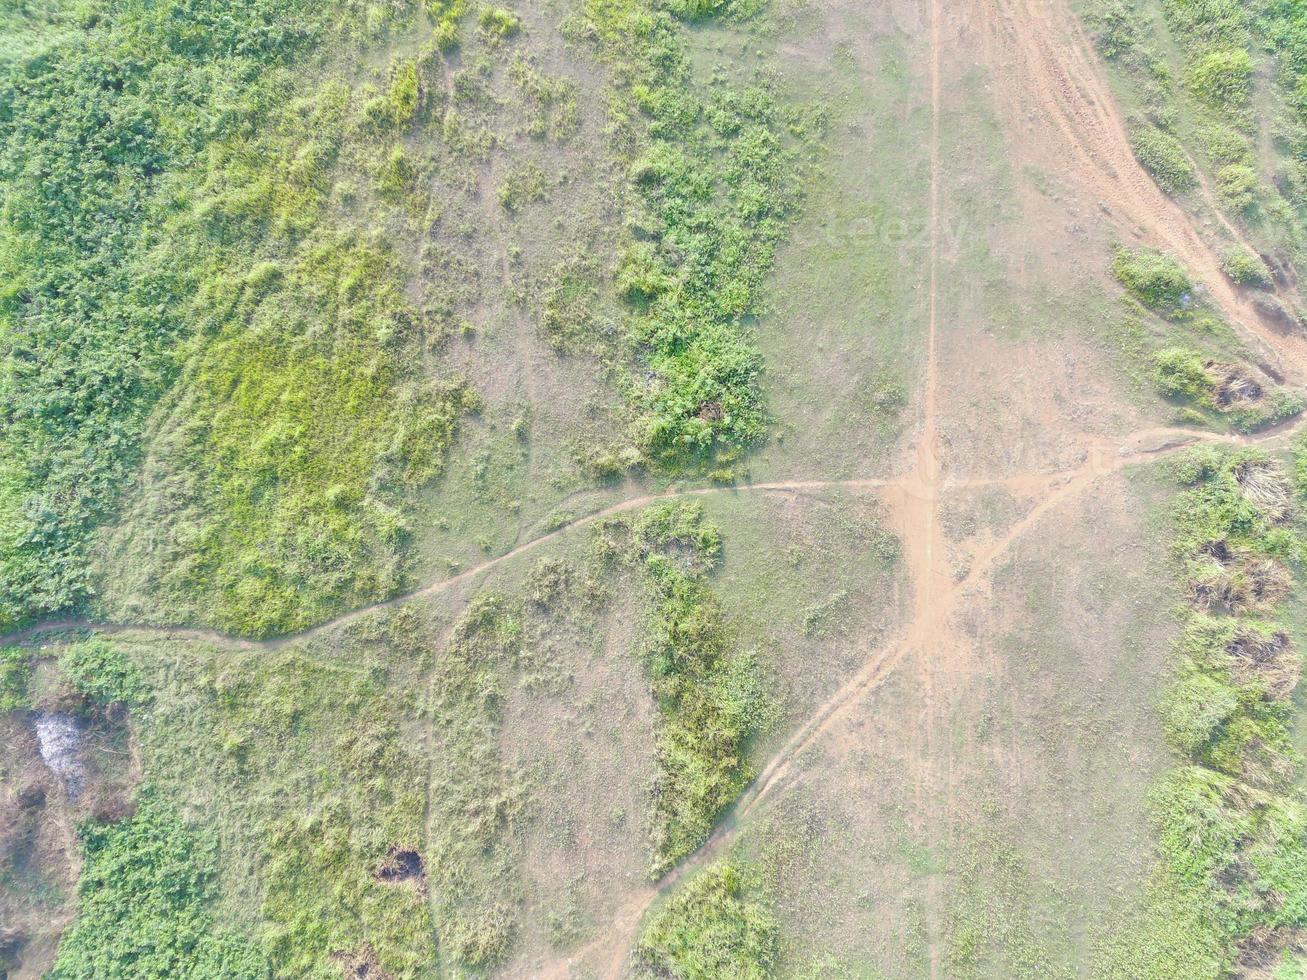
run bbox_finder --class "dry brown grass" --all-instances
[1233,458,1294,523]
[1206,361,1265,408]
[1227,628,1301,701]
[1189,554,1293,615]
[1234,925,1307,978]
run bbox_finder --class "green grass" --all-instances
[0,646,29,711]
[0,0,332,633]
[1103,444,1307,975]
[58,638,144,708]
[1112,247,1192,314]
[1130,123,1197,194]
[50,790,266,980]
[125,635,436,978]
[576,0,809,474]
[598,506,768,872]
[0,0,484,636]
[634,858,779,979]
[595,500,767,875]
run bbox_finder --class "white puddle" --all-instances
[34,712,85,799]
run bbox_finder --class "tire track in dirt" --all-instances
[977,0,1307,381]
[560,419,1280,979]
[0,471,1105,653]
[918,0,948,969]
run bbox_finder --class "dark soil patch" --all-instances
[331,944,393,979]
[374,846,425,885]
[1235,925,1307,977]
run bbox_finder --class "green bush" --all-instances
[1091,0,1141,59]
[59,637,145,707]
[0,646,29,711]
[1160,672,1238,755]
[1221,245,1271,286]
[1215,163,1259,212]
[635,859,778,979]
[581,0,804,472]
[1186,47,1254,113]
[478,6,521,39]
[497,161,547,210]
[1131,124,1197,194]
[597,501,766,874]
[1152,347,1212,400]
[51,791,266,979]
[663,0,730,20]
[385,58,420,125]
[1113,247,1192,313]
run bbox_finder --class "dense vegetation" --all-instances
[1102,446,1307,976]
[635,858,778,978]
[50,791,266,979]
[1091,0,1307,266]
[58,637,144,707]
[1110,247,1303,431]
[0,0,484,637]
[123,637,435,977]
[596,501,766,875]
[576,0,808,475]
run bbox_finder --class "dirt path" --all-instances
[917,1,948,969]
[0,424,1255,656]
[978,0,1307,382]
[6,423,1289,980]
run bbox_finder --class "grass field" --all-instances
[5,0,1307,977]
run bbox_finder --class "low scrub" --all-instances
[1111,443,1307,973]
[1221,246,1272,287]
[50,791,266,979]
[1130,124,1197,194]
[1150,349,1302,433]
[578,0,808,474]
[595,501,767,875]
[1113,247,1192,314]
[634,859,778,978]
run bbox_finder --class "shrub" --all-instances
[1215,163,1259,212]
[59,638,145,707]
[634,860,778,979]
[663,0,730,20]
[1159,672,1238,754]
[1091,0,1141,59]
[597,502,765,874]
[1186,47,1254,114]
[0,646,29,711]
[1152,347,1213,400]
[497,161,547,210]
[50,792,266,979]
[478,7,521,39]
[1113,247,1193,313]
[1221,245,1271,286]
[1131,124,1197,193]
[385,58,419,124]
